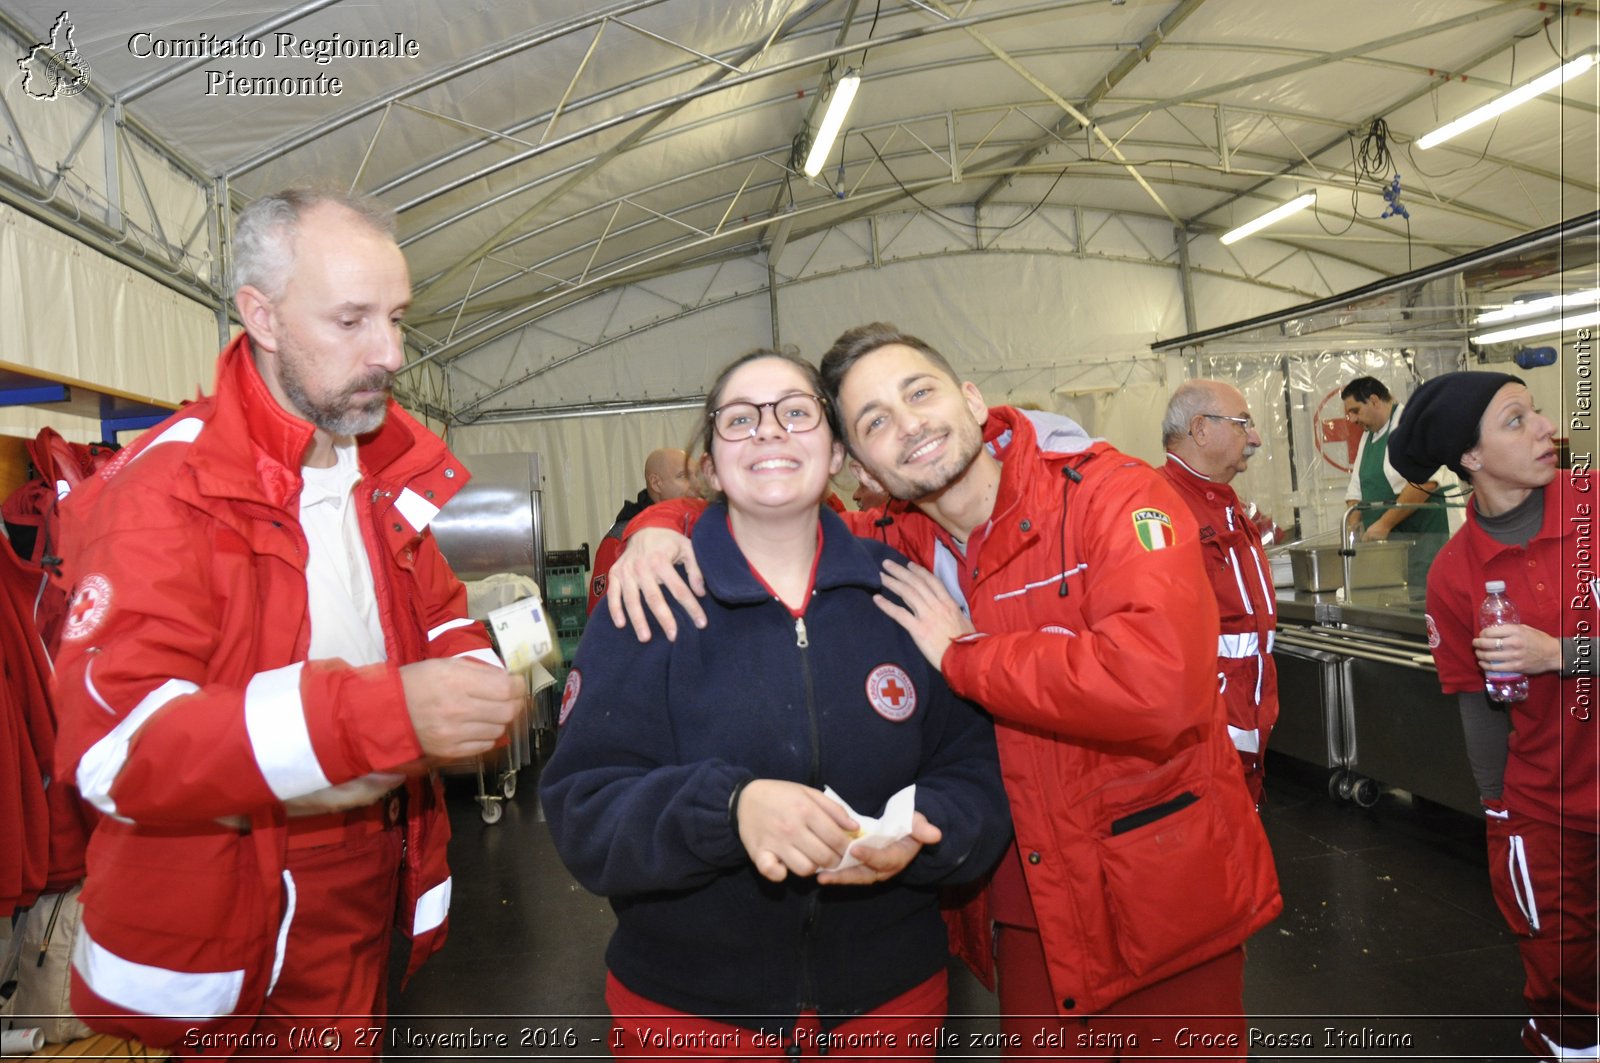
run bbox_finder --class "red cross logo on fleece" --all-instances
[558,669,583,725]
[866,664,916,722]
[63,573,113,642]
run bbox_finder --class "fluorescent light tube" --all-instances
[1418,52,1596,150]
[1472,309,1600,346]
[803,71,861,178]
[1476,288,1600,325]
[1218,193,1316,245]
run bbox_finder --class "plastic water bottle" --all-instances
[1480,580,1530,703]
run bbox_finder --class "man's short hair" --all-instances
[231,188,397,299]
[1161,380,1217,448]
[1340,376,1391,404]
[818,323,960,405]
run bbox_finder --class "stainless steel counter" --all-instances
[1275,586,1425,631]
[1270,585,1480,816]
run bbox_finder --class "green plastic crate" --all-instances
[546,565,588,600]
[549,597,587,634]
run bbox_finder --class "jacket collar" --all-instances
[1462,476,1574,561]
[1163,452,1241,504]
[693,502,885,606]
[612,489,653,527]
[189,334,464,514]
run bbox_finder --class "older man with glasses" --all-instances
[1159,379,1278,805]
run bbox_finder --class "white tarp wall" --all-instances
[0,204,216,442]
[1,12,218,445]
[447,204,1385,554]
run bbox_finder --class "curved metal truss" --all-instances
[1,0,1594,424]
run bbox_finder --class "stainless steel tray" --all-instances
[1285,540,1410,592]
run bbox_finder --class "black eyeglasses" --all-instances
[1201,413,1256,432]
[709,393,828,442]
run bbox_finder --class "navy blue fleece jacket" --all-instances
[539,503,1010,1027]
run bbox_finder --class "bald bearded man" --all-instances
[588,448,695,613]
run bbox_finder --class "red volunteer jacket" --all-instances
[632,407,1282,1014]
[1425,472,1598,827]
[52,336,496,1033]
[1159,455,1280,754]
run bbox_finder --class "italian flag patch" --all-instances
[1132,508,1175,551]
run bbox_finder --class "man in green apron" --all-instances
[1341,376,1451,601]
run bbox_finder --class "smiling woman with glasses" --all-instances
[541,347,1010,1061]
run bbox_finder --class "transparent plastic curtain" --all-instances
[1194,346,1464,546]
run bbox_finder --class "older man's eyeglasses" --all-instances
[710,393,828,442]
[1201,413,1255,432]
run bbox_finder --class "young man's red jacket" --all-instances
[630,405,1281,1015]
[51,335,498,1045]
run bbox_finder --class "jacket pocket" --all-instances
[1097,791,1248,976]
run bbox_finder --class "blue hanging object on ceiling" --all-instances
[1380,174,1409,220]
[1514,346,1557,369]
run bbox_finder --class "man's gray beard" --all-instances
[283,373,390,437]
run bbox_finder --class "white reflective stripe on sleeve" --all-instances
[129,417,204,463]
[72,925,244,1018]
[1508,833,1541,932]
[1218,632,1260,658]
[394,488,441,533]
[456,647,504,668]
[244,662,332,801]
[413,877,452,936]
[992,565,1087,600]
[427,617,477,642]
[76,678,201,815]
[1266,629,1275,654]
[267,870,296,996]
[1227,725,1260,754]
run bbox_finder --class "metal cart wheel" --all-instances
[1327,769,1349,801]
[500,771,518,800]
[1353,776,1382,808]
[480,797,504,824]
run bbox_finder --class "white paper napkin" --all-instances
[820,784,916,871]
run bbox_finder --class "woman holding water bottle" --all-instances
[1389,370,1597,1061]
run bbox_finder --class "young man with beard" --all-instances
[607,323,1280,1058]
[52,189,526,1053]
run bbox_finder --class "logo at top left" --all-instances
[17,12,92,101]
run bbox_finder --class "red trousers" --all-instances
[75,822,402,1057]
[1485,809,1599,1059]
[605,969,947,1061]
[996,925,1247,1060]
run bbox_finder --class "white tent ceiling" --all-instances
[2,0,1597,427]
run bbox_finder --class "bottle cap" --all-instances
[1485,580,1506,594]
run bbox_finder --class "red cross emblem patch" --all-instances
[866,663,916,722]
[1425,614,1440,650]
[62,573,113,642]
[558,668,582,726]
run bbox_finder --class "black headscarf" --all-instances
[1386,370,1522,483]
